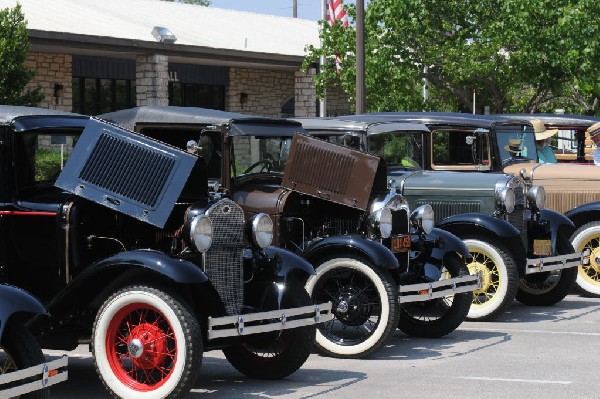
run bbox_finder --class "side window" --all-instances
[16,133,79,190]
[432,129,489,168]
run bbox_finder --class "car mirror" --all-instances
[465,136,476,145]
[186,140,200,154]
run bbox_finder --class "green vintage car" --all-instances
[297,114,588,321]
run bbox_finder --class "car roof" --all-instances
[0,105,86,125]
[98,106,305,137]
[293,116,430,135]
[502,113,600,128]
[361,112,529,128]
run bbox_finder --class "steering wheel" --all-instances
[243,158,273,174]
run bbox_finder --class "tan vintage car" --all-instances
[501,114,600,296]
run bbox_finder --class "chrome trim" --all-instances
[0,355,68,397]
[398,274,481,303]
[525,250,589,274]
[207,302,334,340]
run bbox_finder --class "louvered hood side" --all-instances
[55,118,197,228]
[282,134,381,210]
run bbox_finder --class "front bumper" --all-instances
[207,302,333,340]
[0,355,68,397]
[524,250,591,275]
[398,274,481,303]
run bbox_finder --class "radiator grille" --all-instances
[416,200,481,223]
[506,186,527,248]
[205,199,245,315]
[546,190,600,214]
[287,141,355,194]
[79,132,175,208]
[392,208,409,235]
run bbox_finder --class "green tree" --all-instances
[0,4,43,105]
[304,0,600,115]
[161,0,211,5]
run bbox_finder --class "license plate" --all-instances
[391,235,411,253]
[533,239,551,256]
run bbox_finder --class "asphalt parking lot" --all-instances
[47,294,600,399]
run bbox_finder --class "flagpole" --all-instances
[355,0,365,114]
[319,0,327,117]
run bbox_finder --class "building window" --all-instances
[72,77,136,115]
[169,82,225,110]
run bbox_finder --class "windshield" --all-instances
[232,135,291,178]
[367,131,424,170]
[495,125,537,165]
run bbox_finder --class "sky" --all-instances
[209,0,361,21]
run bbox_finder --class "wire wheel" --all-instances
[572,221,600,297]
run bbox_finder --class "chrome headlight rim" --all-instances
[410,204,434,235]
[249,213,274,249]
[527,185,545,211]
[189,214,213,252]
[369,207,393,239]
[498,187,515,214]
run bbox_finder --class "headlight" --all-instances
[498,187,515,214]
[189,215,212,252]
[527,185,545,211]
[410,204,434,235]
[369,207,393,238]
[250,213,273,249]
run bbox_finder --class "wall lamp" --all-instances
[54,83,64,104]
[240,92,248,109]
[151,26,177,44]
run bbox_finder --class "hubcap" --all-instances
[467,260,492,294]
[334,289,370,326]
[128,323,168,369]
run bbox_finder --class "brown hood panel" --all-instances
[282,134,383,210]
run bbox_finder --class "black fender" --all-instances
[0,285,47,338]
[302,234,399,270]
[426,227,472,261]
[534,208,576,252]
[437,212,526,263]
[262,246,316,277]
[38,250,210,327]
[564,201,600,230]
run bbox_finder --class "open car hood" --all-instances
[281,134,386,210]
[55,118,198,228]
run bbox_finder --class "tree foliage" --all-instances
[0,4,43,106]
[303,0,600,114]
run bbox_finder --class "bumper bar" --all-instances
[525,249,591,275]
[398,274,481,304]
[207,302,333,340]
[0,355,68,398]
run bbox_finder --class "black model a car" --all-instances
[297,114,586,321]
[98,106,480,359]
[0,106,332,399]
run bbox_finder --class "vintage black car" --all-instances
[98,106,480,359]
[0,284,67,398]
[0,105,332,399]
[297,114,587,321]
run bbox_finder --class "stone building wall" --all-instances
[136,54,169,106]
[325,85,351,116]
[24,52,72,111]
[226,68,296,117]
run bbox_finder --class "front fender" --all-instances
[564,201,600,229]
[262,246,316,277]
[302,235,399,270]
[42,250,209,322]
[437,212,526,262]
[535,208,576,251]
[425,227,471,261]
[0,285,47,338]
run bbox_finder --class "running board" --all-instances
[0,355,68,398]
[525,249,590,275]
[207,302,333,340]
[398,274,481,304]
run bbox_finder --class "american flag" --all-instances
[327,0,349,27]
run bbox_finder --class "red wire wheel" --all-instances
[105,302,177,391]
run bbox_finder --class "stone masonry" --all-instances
[25,52,72,112]
[136,54,169,106]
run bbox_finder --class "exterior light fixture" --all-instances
[151,26,177,44]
